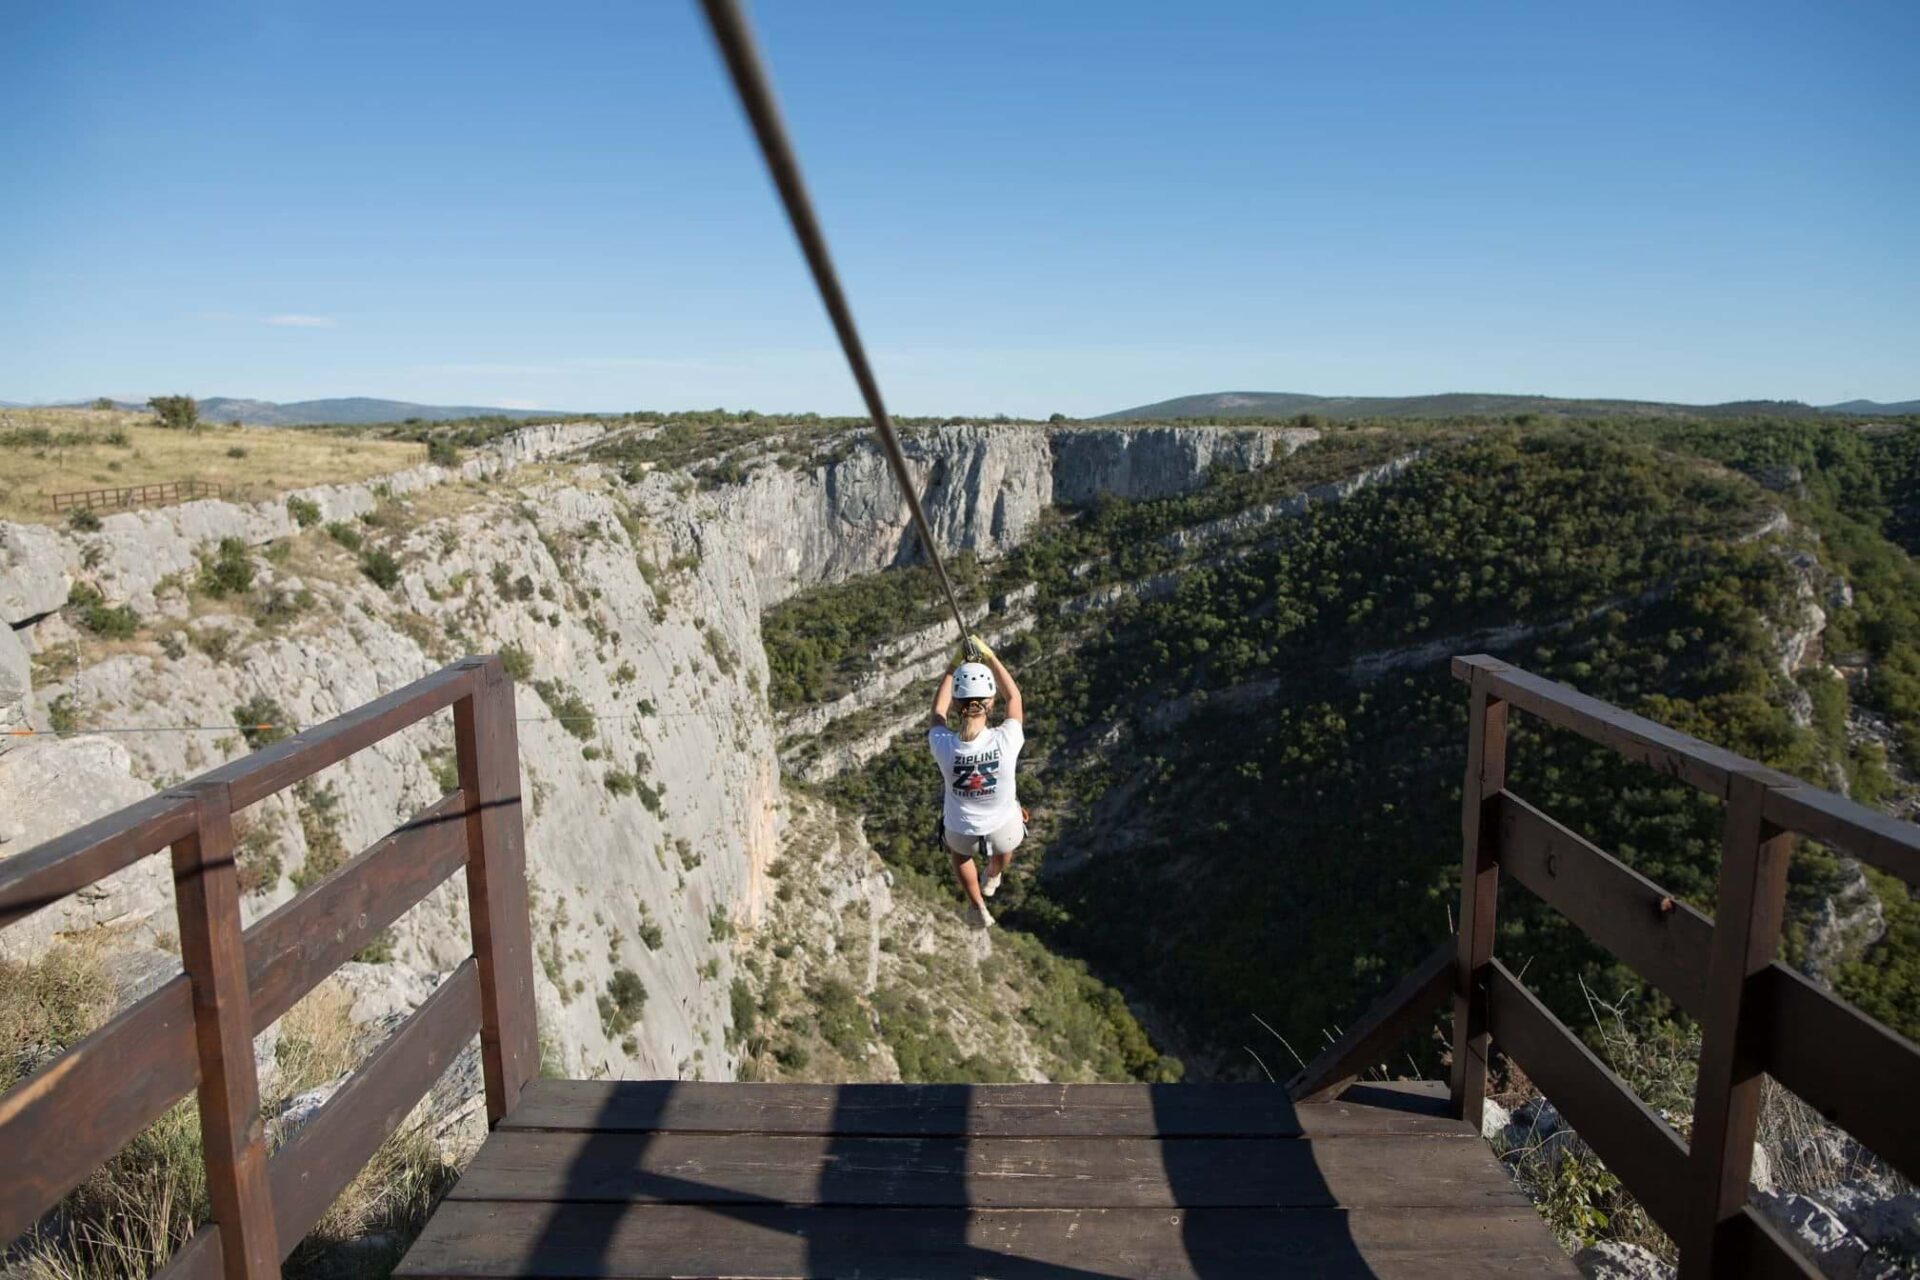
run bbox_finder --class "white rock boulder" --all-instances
[1573,1241,1675,1280]
[1753,1191,1871,1279]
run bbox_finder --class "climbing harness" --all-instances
[698,0,969,646]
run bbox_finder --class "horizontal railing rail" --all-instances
[49,479,224,515]
[0,656,537,1280]
[1288,655,1918,1280]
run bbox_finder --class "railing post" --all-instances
[1681,770,1793,1278]
[169,780,279,1279]
[454,655,539,1124]
[1450,666,1508,1129]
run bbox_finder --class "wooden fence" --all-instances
[0,656,537,1280]
[1290,654,1920,1279]
[51,479,223,515]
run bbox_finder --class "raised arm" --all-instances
[930,669,954,729]
[980,644,1022,724]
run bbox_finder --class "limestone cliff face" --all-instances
[0,431,774,1084]
[729,424,1316,605]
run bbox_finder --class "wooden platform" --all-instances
[395,1079,1573,1279]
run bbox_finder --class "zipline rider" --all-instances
[928,636,1027,930]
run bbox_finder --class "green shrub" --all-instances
[287,496,321,528]
[48,694,80,733]
[233,695,291,749]
[325,521,363,552]
[197,537,253,598]
[729,979,757,1044]
[809,977,865,1056]
[254,587,314,626]
[427,438,460,466]
[147,394,199,432]
[67,582,137,638]
[498,643,533,681]
[359,547,401,590]
[67,509,101,532]
[533,679,594,739]
[598,969,647,1037]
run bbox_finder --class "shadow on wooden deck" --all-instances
[395,1079,1569,1279]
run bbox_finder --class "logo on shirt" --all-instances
[951,749,1001,798]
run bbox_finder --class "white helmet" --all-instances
[952,662,996,700]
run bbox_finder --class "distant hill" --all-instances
[189,397,570,426]
[1823,399,1920,417]
[24,396,571,426]
[1097,391,1840,422]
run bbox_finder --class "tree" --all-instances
[1048,412,1069,424]
[89,397,115,411]
[148,395,199,432]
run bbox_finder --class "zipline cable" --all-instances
[697,0,971,646]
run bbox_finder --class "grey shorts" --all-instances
[944,813,1026,859]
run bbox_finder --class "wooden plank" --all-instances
[1451,667,1507,1128]
[1289,937,1453,1103]
[169,781,278,1279]
[1763,781,1920,889]
[500,1080,1474,1139]
[455,658,537,1126]
[396,1203,1575,1279]
[1729,1205,1823,1279]
[245,790,470,1029]
[154,1224,221,1280]
[0,975,198,1243]
[1451,654,1767,800]
[269,959,481,1245]
[1485,960,1690,1240]
[1682,772,1793,1279]
[0,790,194,929]
[1754,961,1920,1188]
[447,1131,1530,1210]
[1495,792,1714,1018]
[197,659,479,811]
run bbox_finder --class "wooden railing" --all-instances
[50,479,223,515]
[1290,654,1920,1280]
[0,656,536,1280]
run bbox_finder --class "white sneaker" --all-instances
[968,903,995,930]
[983,871,1003,898]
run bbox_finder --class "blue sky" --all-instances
[3,0,1914,416]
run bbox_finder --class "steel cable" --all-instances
[697,0,971,644]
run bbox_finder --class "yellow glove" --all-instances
[967,633,996,663]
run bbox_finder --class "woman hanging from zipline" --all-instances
[928,636,1027,929]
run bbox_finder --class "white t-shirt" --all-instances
[928,719,1024,836]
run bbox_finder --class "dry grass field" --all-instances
[0,407,426,525]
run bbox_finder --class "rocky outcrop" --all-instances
[732,424,1318,605]
[1050,427,1316,506]
[1802,860,1889,979]
[1573,1242,1674,1280]
[0,522,70,624]
[0,619,30,728]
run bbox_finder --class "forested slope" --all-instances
[785,420,1920,1075]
